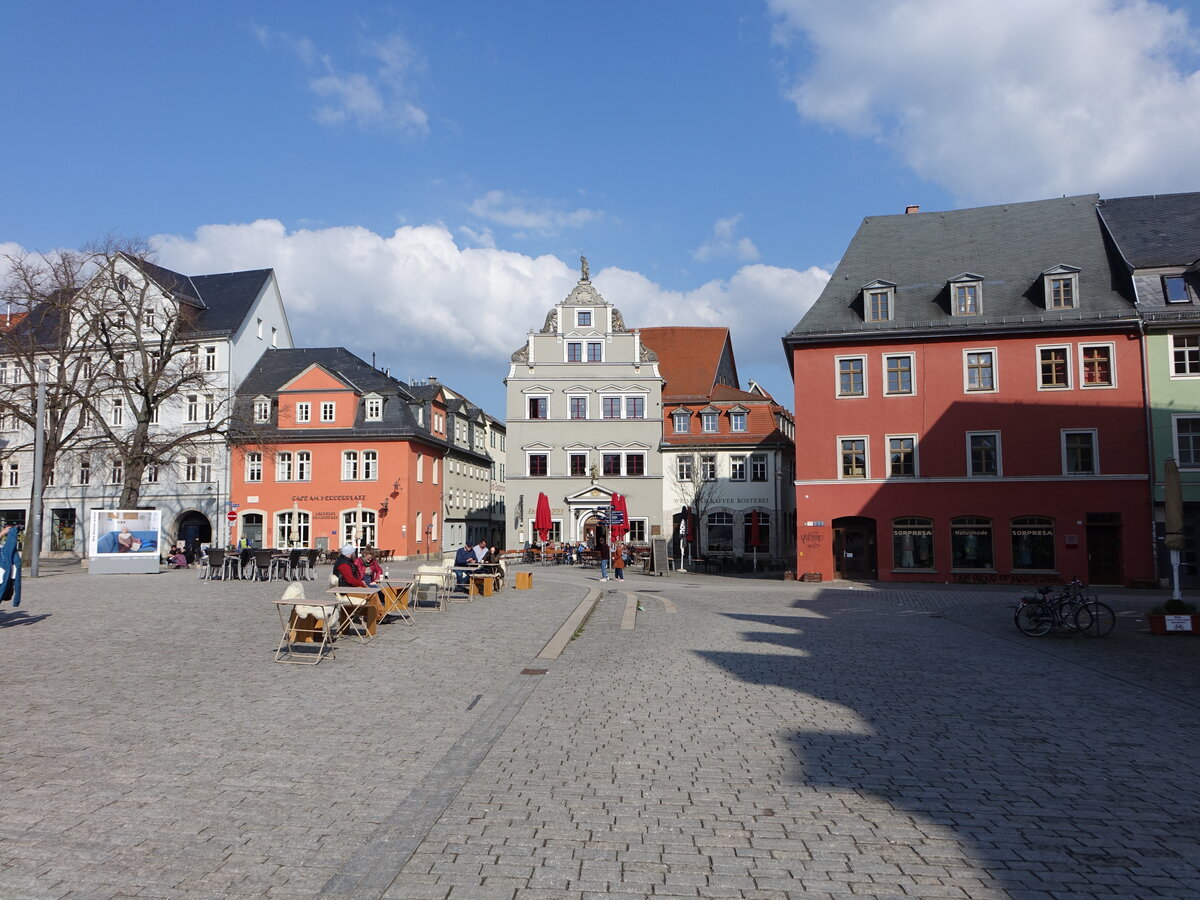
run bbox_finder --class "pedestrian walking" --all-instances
[613,541,625,581]
[598,536,611,581]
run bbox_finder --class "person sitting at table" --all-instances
[360,548,384,583]
[483,544,500,565]
[473,539,489,564]
[334,544,377,589]
[454,541,475,586]
[168,549,188,568]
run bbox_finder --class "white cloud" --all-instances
[466,190,604,236]
[145,221,826,411]
[768,0,1200,202]
[693,214,761,262]
[252,24,428,137]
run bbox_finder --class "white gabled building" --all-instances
[0,253,293,557]
[504,264,665,548]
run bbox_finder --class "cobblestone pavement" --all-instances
[1,564,1198,898]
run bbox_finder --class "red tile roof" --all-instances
[640,326,735,400]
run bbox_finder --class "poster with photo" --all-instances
[90,509,161,557]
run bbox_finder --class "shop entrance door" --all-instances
[1086,513,1122,585]
[833,517,877,580]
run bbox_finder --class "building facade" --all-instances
[0,253,293,556]
[783,195,1155,586]
[505,265,664,548]
[640,327,796,569]
[1098,192,1200,586]
[229,348,446,560]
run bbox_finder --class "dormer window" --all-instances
[1043,265,1080,309]
[1164,274,1193,305]
[701,409,719,433]
[672,410,691,434]
[253,397,271,423]
[862,280,896,322]
[728,406,749,432]
[576,310,592,327]
[365,396,383,421]
[949,274,983,316]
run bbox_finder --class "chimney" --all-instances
[905,205,920,215]
[428,375,438,383]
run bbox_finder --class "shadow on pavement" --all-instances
[0,610,51,627]
[700,592,1200,897]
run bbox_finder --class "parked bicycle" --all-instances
[1014,578,1115,637]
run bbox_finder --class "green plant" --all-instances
[1148,598,1197,615]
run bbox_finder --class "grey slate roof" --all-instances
[785,194,1136,343]
[1097,192,1200,269]
[232,347,430,442]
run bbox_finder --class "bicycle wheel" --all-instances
[1075,600,1115,637]
[1055,598,1086,631]
[1015,601,1052,636]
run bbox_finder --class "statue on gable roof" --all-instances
[540,307,558,334]
[580,255,590,282]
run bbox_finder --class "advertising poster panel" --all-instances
[88,509,162,575]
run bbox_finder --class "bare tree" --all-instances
[671,452,725,559]
[1,243,262,509]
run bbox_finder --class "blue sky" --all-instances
[4,0,1200,415]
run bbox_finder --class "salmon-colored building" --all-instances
[783,196,1155,586]
[229,348,448,558]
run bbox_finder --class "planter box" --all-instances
[1147,613,1200,635]
[800,572,822,583]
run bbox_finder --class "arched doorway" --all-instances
[581,515,604,548]
[833,516,877,579]
[176,511,212,550]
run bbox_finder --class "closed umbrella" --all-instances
[749,510,762,572]
[1166,458,1184,600]
[534,492,553,542]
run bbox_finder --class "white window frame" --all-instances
[276,452,293,482]
[882,352,916,397]
[730,411,748,433]
[837,435,869,479]
[966,431,1002,477]
[362,450,378,480]
[836,355,867,398]
[527,451,549,477]
[1173,415,1200,468]
[1037,344,1073,391]
[676,454,694,481]
[672,411,690,434]
[296,402,311,424]
[342,450,359,481]
[569,451,589,477]
[254,398,271,423]
[1042,266,1080,310]
[111,397,124,426]
[204,345,218,372]
[1170,334,1200,378]
[730,455,747,481]
[1061,429,1099,476]
[566,341,583,363]
[245,452,262,482]
[567,394,589,420]
[527,395,549,420]
[865,284,895,322]
[416,452,424,483]
[886,434,918,478]
[576,309,592,327]
[321,402,335,423]
[950,276,983,316]
[1078,342,1116,389]
[963,348,998,394]
[295,451,311,481]
[701,411,719,433]
[700,454,717,481]
[365,397,383,421]
[586,341,604,363]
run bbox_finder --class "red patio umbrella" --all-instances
[610,493,629,542]
[534,492,553,542]
[749,509,762,572]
